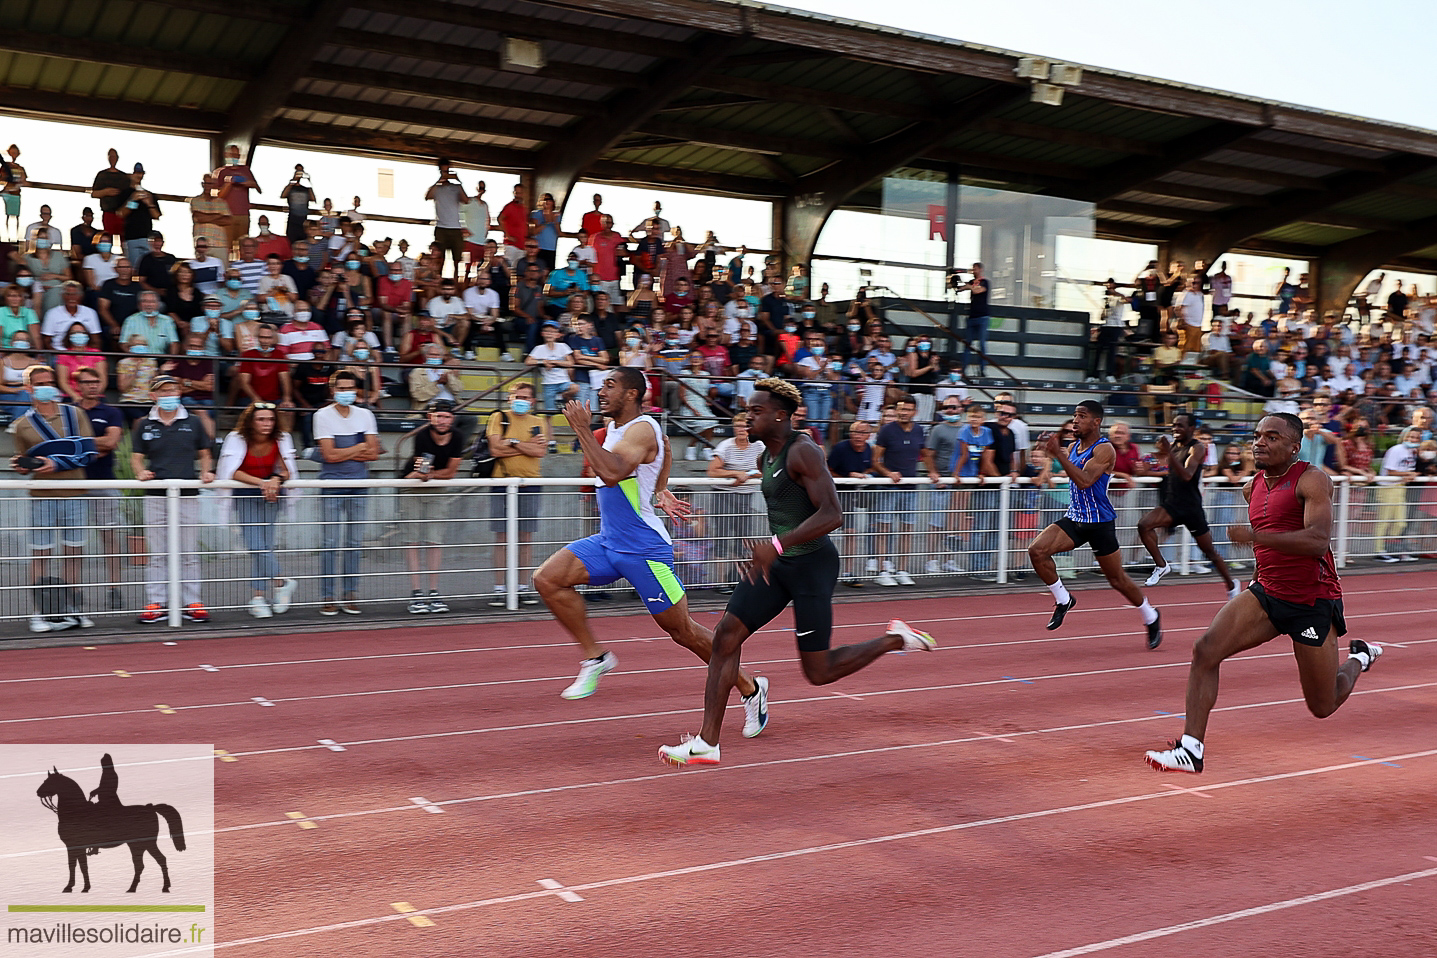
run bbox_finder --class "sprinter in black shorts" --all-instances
[659,378,937,767]
[1136,413,1240,599]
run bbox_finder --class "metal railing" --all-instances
[2,474,1432,635]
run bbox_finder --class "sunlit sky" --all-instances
[4,0,1432,307]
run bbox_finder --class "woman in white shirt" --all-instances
[82,235,120,290]
[257,254,299,318]
[678,350,717,460]
[706,411,764,588]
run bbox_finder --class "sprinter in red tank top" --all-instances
[1145,412,1383,774]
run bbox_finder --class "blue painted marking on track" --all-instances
[1002,676,1036,685]
[1353,754,1402,768]
[1154,710,1171,715]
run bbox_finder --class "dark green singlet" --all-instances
[759,432,826,556]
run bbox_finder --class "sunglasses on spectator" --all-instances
[253,402,277,410]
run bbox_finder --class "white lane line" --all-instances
[1158,782,1213,799]
[0,691,1428,863]
[317,739,345,752]
[5,581,1426,686]
[828,690,865,701]
[1026,865,1437,958]
[535,878,583,903]
[251,696,274,707]
[131,750,1437,956]
[8,634,1433,730]
[972,731,1016,744]
[409,797,443,815]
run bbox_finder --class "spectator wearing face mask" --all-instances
[41,281,101,352]
[401,399,467,613]
[313,370,380,616]
[1372,427,1422,563]
[278,306,328,360]
[118,290,178,355]
[217,400,299,619]
[904,333,940,422]
[409,342,463,410]
[238,324,295,434]
[544,253,592,318]
[425,279,467,352]
[485,382,548,607]
[131,375,215,624]
[795,330,839,442]
[55,321,106,402]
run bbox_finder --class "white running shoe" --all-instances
[865,559,879,574]
[561,651,618,699]
[1144,740,1203,774]
[1226,583,1243,600]
[1349,639,1383,672]
[28,615,51,633]
[874,572,898,587]
[1399,553,1418,562]
[925,559,942,574]
[684,446,697,461]
[659,734,720,766]
[1144,563,1172,587]
[249,596,273,619]
[741,676,769,738]
[894,570,915,586]
[1191,561,1212,574]
[272,578,298,615]
[887,618,936,651]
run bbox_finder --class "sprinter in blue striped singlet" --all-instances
[1027,400,1163,649]
[534,367,768,723]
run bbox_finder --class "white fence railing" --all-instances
[2,475,1433,632]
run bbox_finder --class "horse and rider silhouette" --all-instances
[36,754,186,893]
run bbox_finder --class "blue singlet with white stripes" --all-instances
[1064,436,1117,523]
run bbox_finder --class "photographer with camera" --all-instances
[12,363,98,633]
[279,164,315,244]
[425,159,468,279]
[951,262,991,378]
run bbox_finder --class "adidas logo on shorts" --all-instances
[1301,627,1319,640]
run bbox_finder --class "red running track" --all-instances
[2,572,1435,958]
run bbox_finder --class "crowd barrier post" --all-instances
[1335,477,1352,568]
[165,485,183,628]
[996,477,1011,584]
[505,480,520,612]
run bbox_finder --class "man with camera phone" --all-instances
[12,364,97,632]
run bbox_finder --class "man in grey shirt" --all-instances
[424,158,468,280]
[922,395,966,574]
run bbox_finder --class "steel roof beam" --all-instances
[286,93,561,144]
[304,63,594,119]
[0,86,226,133]
[326,27,643,90]
[969,117,1163,156]
[1166,155,1437,268]
[533,33,740,212]
[1315,213,1437,314]
[586,160,780,198]
[265,120,531,170]
[1074,123,1258,203]
[221,0,349,165]
[0,27,252,81]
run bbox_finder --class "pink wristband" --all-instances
[771,535,784,555]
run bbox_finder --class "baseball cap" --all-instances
[133,162,145,173]
[149,375,180,390]
[542,320,561,328]
[426,399,456,413]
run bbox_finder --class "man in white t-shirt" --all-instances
[461,180,491,284]
[424,278,469,350]
[312,370,381,615]
[1373,427,1420,562]
[424,159,467,278]
[1175,276,1205,357]
[461,272,502,356]
[1358,273,1385,319]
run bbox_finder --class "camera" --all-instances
[946,268,968,291]
[14,455,45,471]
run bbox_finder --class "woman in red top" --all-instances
[217,402,299,618]
[1145,412,1381,775]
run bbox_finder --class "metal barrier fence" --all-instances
[3,475,1434,634]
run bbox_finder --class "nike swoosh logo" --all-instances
[796,630,813,636]
[772,469,783,477]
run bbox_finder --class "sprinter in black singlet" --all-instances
[1136,413,1241,600]
[659,378,937,767]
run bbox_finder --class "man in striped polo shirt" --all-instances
[1027,400,1163,649]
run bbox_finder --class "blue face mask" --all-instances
[37,238,52,250]
[16,276,33,287]
[918,342,931,352]
[345,260,361,271]
[186,348,204,357]
[156,396,182,411]
[242,309,260,320]
[294,255,309,264]
[510,398,533,416]
[352,348,370,360]
[942,413,962,423]
[333,390,357,407]
[226,278,242,290]
[124,201,138,210]
[69,332,90,346]
[31,385,60,403]
[810,345,825,356]
[425,356,444,366]
[98,243,113,253]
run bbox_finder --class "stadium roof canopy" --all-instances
[5,0,1437,309]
